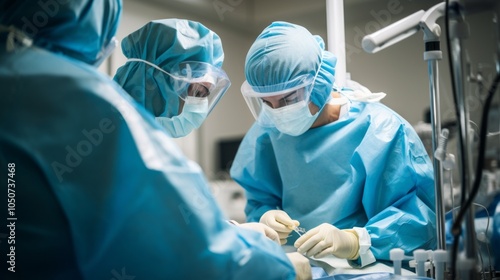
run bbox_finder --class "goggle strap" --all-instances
[127,58,177,79]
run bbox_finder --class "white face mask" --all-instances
[262,100,319,136]
[155,97,209,138]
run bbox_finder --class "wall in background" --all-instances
[107,0,486,179]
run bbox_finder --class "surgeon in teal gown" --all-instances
[231,21,437,267]
[114,19,229,138]
[0,2,300,279]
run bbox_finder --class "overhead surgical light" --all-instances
[362,10,425,54]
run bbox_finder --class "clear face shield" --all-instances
[240,74,315,128]
[168,61,231,115]
[128,59,230,116]
[93,37,118,67]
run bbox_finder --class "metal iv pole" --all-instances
[420,2,448,252]
[362,2,449,251]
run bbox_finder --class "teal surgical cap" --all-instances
[0,0,122,65]
[114,19,224,118]
[245,21,336,108]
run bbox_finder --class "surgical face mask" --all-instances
[155,97,209,138]
[241,75,315,129]
[93,37,118,67]
[262,100,318,136]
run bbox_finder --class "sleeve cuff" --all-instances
[347,227,376,268]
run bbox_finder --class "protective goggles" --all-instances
[128,59,231,115]
[240,74,315,127]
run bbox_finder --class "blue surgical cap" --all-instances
[245,21,337,108]
[0,0,122,65]
[114,19,224,118]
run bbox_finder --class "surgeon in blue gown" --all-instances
[114,19,229,138]
[230,21,437,267]
[0,2,306,279]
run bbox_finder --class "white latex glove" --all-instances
[286,252,312,280]
[294,223,359,259]
[236,222,280,245]
[260,210,300,245]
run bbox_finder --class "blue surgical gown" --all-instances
[0,46,295,279]
[231,101,437,261]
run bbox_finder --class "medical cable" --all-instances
[447,202,493,278]
[445,3,469,277]
[470,119,500,137]
[445,0,500,276]
[450,70,500,279]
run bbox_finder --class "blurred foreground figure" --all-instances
[0,3,308,279]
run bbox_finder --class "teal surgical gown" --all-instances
[231,101,437,261]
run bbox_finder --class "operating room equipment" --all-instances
[388,248,451,279]
[446,0,500,278]
[413,250,429,277]
[434,128,456,171]
[362,10,425,55]
[363,0,500,278]
[389,248,405,276]
[432,250,448,280]
[363,2,448,252]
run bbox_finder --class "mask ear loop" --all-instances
[0,25,33,52]
[127,58,177,77]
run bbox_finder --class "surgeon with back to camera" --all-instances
[0,2,311,279]
[230,21,437,267]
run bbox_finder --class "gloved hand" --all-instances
[294,223,359,259]
[236,222,280,245]
[286,252,312,280]
[260,210,300,245]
